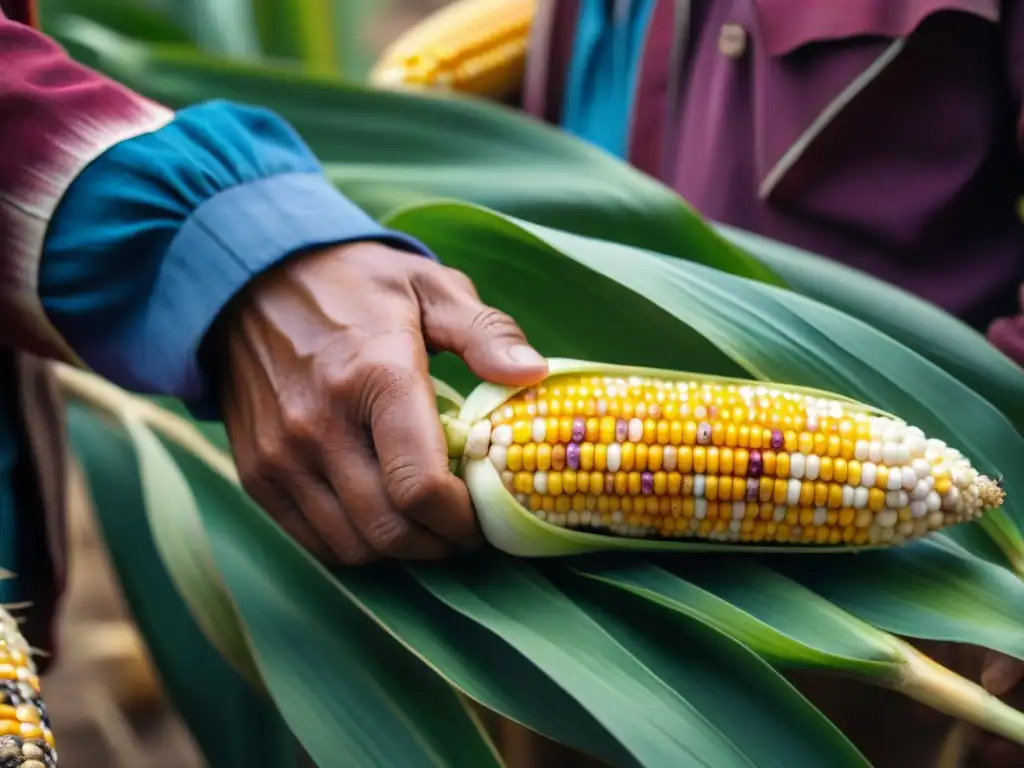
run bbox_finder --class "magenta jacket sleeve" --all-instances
[0,5,173,361]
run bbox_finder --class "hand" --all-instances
[213,242,548,565]
[966,651,1024,766]
[986,284,1024,366]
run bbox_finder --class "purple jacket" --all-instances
[523,0,1024,329]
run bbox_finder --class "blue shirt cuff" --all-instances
[125,172,434,415]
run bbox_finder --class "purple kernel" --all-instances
[572,417,586,442]
[746,478,760,501]
[641,472,654,496]
[615,419,629,442]
[566,442,581,470]
[697,421,712,445]
[770,429,784,450]
[748,450,763,476]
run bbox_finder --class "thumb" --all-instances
[421,286,548,386]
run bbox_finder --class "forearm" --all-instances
[0,8,171,359]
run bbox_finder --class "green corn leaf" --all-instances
[714,223,1024,433]
[407,557,868,767]
[65,404,301,768]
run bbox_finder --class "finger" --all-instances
[288,473,378,566]
[416,270,548,386]
[322,428,454,559]
[981,651,1024,697]
[988,317,1024,366]
[364,334,481,547]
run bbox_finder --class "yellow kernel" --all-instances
[775,452,790,478]
[725,424,738,447]
[706,476,720,501]
[712,422,726,446]
[847,461,862,486]
[514,473,533,494]
[621,443,636,471]
[732,477,746,500]
[656,421,670,445]
[819,457,833,482]
[814,482,829,507]
[678,447,693,474]
[585,418,600,442]
[628,472,642,496]
[683,421,698,445]
[719,448,734,475]
[614,472,629,496]
[599,417,616,443]
[683,498,696,518]
[875,465,889,490]
[644,419,658,444]
[562,471,578,495]
[670,420,684,444]
[529,493,543,511]
[799,481,815,506]
[506,445,523,472]
[595,444,608,471]
[654,472,668,495]
[706,447,720,475]
[537,443,552,471]
[580,443,595,471]
[545,417,559,442]
[668,472,683,495]
[868,488,885,512]
[798,433,814,454]
[814,433,828,455]
[827,435,841,457]
[734,449,749,477]
[763,450,777,475]
[523,444,537,472]
[648,445,663,471]
[635,443,649,471]
[512,421,532,443]
[785,508,799,526]
[556,495,571,513]
[828,484,843,509]
[738,426,751,448]
[693,447,707,474]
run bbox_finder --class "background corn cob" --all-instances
[460,368,1003,549]
[370,0,537,100]
[0,604,57,767]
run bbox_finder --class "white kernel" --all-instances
[910,482,930,501]
[729,520,742,533]
[535,509,547,522]
[861,462,877,488]
[868,441,884,463]
[732,501,746,520]
[606,443,622,472]
[883,423,905,443]
[853,486,869,509]
[926,490,942,512]
[663,446,678,471]
[876,510,898,528]
[813,507,828,526]
[694,405,707,419]
[465,420,494,459]
[580,510,592,525]
[902,468,918,491]
[491,424,513,447]
[789,453,806,479]
[910,500,928,518]
[532,418,546,443]
[773,505,787,522]
[886,490,908,508]
[842,484,855,507]
[694,498,708,519]
[567,511,580,527]
[927,511,944,529]
[694,474,707,498]
[881,442,898,465]
[854,440,870,462]
[612,510,624,524]
[906,436,927,458]
[534,472,548,494]
[501,470,515,490]
[925,439,947,460]
[537,400,549,416]
[787,479,802,506]
[887,467,903,491]
[515,493,529,506]
[896,444,911,464]
[880,526,895,542]
[488,445,508,471]
[805,411,819,431]
[805,454,821,481]
[628,418,644,442]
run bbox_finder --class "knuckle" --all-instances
[365,514,413,556]
[388,462,449,515]
[279,401,321,444]
[470,306,522,339]
[442,266,478,297]
[335,540,380,567]
[252,433,289,479]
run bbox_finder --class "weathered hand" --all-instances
[213,242,548,565]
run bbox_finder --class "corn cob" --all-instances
[370,0,536,100]
[0,607,56,768]
[447,360,1003,556]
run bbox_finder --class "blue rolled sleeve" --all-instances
[40,99,435,417]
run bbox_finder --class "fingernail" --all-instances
[507,344,546,368]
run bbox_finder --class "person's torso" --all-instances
[523,0,1024,323]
